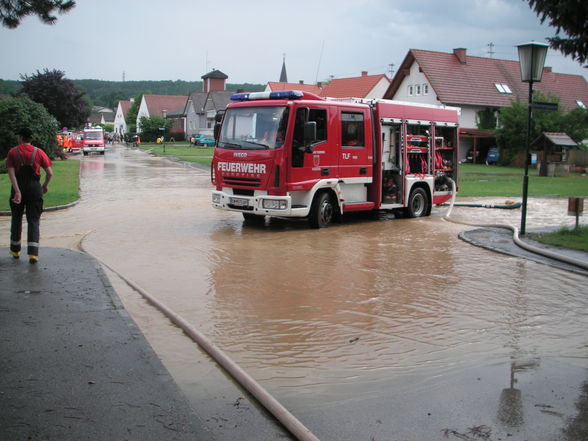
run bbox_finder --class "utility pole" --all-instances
[388,63,395,77]
[487,42,495,58]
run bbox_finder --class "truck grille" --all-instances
[223,177,261,187]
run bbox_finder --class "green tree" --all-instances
[496,93,586,166]
[0,0,75,28]
[138,116,171,142]
[477,108,498,130]
[496,100,529,165]
[561,107,588,144]
[98,123,114,133]
[103,90,129,109]
[125,93,147,133]
[527,0,588,64]
[19,69,90,129]
[0,97,58,159]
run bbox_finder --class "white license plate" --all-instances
[230,197,249,207]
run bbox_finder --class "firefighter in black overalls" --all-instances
[5,128,53,264]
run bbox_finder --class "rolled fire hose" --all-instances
[443,179,588,271]
[79,240,322,441]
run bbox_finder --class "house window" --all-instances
[423,84,429,95]
[494,83,512,94]
[408,85,414,96]
[415,85,421,96]
[577,100,586,109]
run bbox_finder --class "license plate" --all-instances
[230,197,249,207]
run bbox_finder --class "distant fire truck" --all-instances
[211,90,459,228]
[82,126,105,156]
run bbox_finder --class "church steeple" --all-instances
[279,53,288,83]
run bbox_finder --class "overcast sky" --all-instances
[1,0,586,85]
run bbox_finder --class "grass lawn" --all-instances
[2,156,585,210]
[138,146,588,198]
[0,159,80,212]
[458,164,588,197]
[529,225,588,252]
[138,143,213,167]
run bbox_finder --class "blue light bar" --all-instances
[230,90,304,101]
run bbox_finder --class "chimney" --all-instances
[544,66,552,73]
[299,80,304,84]
[453,48,467,64]
[362,71,368,77]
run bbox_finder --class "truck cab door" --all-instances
[338,109,373,180]
[289,106,333,182]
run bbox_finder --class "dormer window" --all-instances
[577,100,586,109]
[494,83,512,94]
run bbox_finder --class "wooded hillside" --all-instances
[0,78,265,108]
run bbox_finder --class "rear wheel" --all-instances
[406,188,429,218]
[309,192,335,228]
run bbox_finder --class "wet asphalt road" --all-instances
[1,144,587,441]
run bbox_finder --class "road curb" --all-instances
[0,199,80,216]
[459,227,588,276]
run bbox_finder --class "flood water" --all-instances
[2,145,587,441]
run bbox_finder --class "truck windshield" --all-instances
[218,106,289,150]
[84,132,103,140]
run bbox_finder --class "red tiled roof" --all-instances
[385,49,588,112]
[119,100,131,117]
[267,81,323,94]
[321,74,390,98]
[143,95,187,117]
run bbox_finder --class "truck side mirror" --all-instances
[213,111,225,142]
[304,121,317,152]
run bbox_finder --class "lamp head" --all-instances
[517,42,549,83]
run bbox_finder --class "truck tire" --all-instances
[309,192,335,228]
[407,187,429,218]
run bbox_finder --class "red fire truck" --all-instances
[82,126,105,156]
[211,90,459,228]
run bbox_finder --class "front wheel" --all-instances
[406,188,429,218]
[309,192,335,228]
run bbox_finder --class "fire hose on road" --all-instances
[79,238,323,441]
[443,179,588,271]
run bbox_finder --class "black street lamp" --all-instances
[162,109,167,153]
[517,41,549,235]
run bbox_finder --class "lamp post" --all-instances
[517,41,548,235]
[162,109,167,153]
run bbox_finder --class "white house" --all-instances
[136,94,187,134]
[385,48,588,161]
[114,100,131,136]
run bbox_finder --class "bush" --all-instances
[0,96,58,159]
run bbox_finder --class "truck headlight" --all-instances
[262,199,287,210]
[212,193,221,204]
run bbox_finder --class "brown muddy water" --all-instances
[2,145,587,441]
